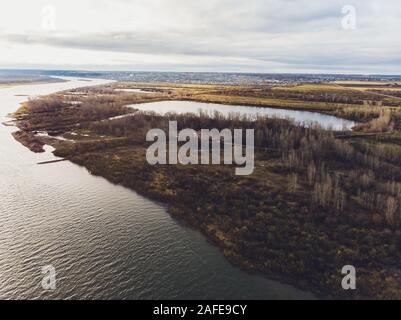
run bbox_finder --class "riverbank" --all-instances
[0,76,66,88]
[11,81,401,299]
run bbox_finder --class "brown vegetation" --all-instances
[11,81,401,299]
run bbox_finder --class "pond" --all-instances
[129,100,355,131]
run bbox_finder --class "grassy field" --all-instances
[332,81,401,95]
[101,81,401,115]
[333,80,401,86]
[273,83,348,92]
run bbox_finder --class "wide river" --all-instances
[0,78,319,299]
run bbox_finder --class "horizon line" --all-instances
[1,68,401,77]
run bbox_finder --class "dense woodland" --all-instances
[78,109,401,228]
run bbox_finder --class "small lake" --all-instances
[129,100,355,131]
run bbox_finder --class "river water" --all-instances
[0,77,317,300]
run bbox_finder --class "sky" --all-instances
[0,0,400,74]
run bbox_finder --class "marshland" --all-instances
[10,78,401,299]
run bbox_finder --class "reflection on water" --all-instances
[130,100,355,131]
[0,78,315,299]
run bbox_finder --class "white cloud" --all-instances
[0,0,400,73]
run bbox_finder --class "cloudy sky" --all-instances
[0,0,400,74]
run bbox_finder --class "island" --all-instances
[11,80,401,299]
